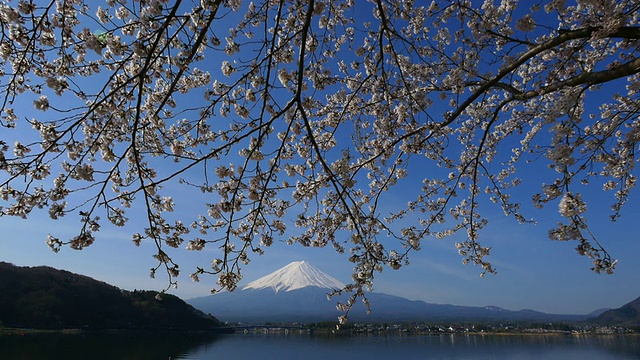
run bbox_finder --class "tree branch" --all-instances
[448,26,640,123]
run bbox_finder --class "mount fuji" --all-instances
[242,261,344,293]
[188,261,349,323]
[187,261,591,324]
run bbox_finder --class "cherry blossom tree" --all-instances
[1,0,639,317]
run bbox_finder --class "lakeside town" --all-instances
[229,321,638,336]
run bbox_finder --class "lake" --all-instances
[1,332,639,359]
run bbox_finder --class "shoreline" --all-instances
[2,325,636,337]
[0,327,234,336]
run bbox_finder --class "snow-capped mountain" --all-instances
[187,261,591,324]
[188,261,347,323]
[242,261,345,292]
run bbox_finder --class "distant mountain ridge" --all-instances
[4,260,632,328]
[188,261,592,324]
[0,262,223,330]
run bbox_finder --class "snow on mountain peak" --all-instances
[242,261,345,293]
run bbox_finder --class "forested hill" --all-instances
[0,262,222,330]
[592,296,640,328]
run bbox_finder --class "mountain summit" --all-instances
[243,261,345,292]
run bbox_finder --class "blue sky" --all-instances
[1,1,639,317]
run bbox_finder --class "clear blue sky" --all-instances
[1,1,639,317]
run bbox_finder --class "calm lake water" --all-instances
[1,332,639,359]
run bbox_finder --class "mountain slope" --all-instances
[189,287,343,323]
[592,296,640,327]
[189,286,589,324]
[187,261,589,324]
[0,262,222,330]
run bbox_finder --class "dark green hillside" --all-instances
[0,262,222,330]
[592,296,640,328]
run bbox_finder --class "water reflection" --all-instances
[179,333,640,360]
[0,331,222,360]
[1,332,639,359]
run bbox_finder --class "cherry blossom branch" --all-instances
[449,26,640,123]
